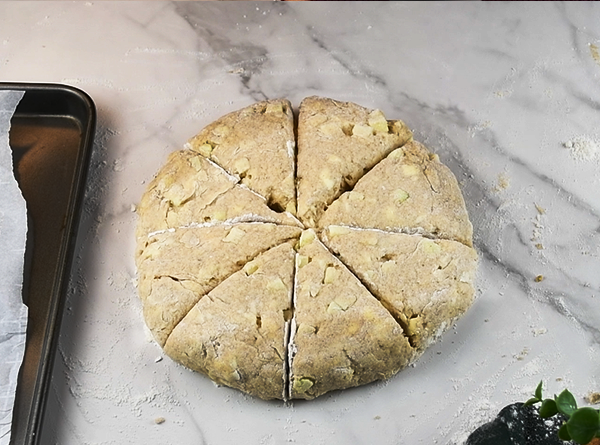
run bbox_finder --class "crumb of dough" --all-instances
[534,203,545,214]
[154,417,166,425]
[534,275,544,282]
[493,172,511,192]
[585,392,600,405]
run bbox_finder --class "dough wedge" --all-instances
[136,150,300,246]
[322,226,478,352]
[136,223,301,346]
[164,242,296,400]
[319,141,473,246]
[289,230,414,400]
[185,99,296,214]
[296,96,412,227]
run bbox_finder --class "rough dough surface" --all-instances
[136,97,478,400]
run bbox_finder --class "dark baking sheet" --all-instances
[0,83,96,445]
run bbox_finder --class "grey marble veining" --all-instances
[1,2,599,444]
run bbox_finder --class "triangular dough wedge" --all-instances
[296,96,412,227]
[318,140,473,246]
[289,230,414,400]
[136,150,300,244]
[185,99,296,214]
[136,150,233,239]
[136,223,301,346]
[322,226,478,352]
[164,242,295,400]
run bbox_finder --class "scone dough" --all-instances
[136,97,478,400]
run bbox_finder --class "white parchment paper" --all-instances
[0,90,27,445]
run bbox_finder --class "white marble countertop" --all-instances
[3,2,600,444]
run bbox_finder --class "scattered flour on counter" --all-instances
[131,384,180,418]
[449,397,495,445]
[530,203,547,251]
[563,135,600,161]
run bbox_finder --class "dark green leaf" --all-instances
[566,407,600,445]
[558,422,571,441]
[556,389,578,417]
[523,397,540,406]
[534,380,543,400]
[539,398,558,418]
